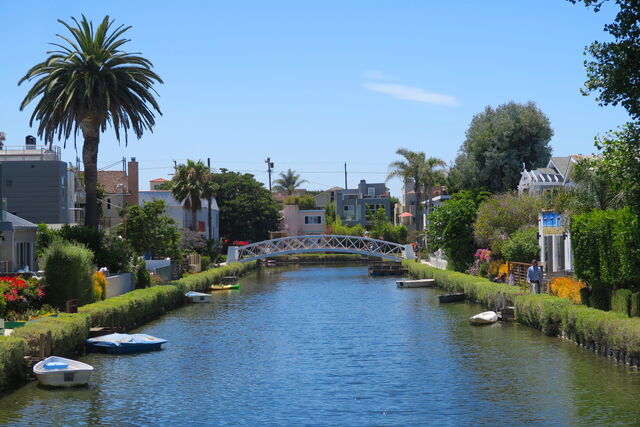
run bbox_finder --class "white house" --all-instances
[517,155,586,196]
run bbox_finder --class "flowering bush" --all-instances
[469,249,492,277]
[550,277,585,304]
[92,271,109,301]
[0,275,46,318]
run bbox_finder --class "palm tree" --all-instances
[171,160,215,232]
[387,149,446,232]
[19,15,162,228]
[272,169,307,195]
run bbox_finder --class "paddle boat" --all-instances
[33,356,94,387]
[185,291,212,302]
[86,333,167,354]
[396,279,435,288]
[438,292,466,303]
[470,311,499,325]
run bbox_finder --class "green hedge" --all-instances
[0,262,255,394]
[0,337,27,392]
[612,289,633,317]
[515,295,573,336]
[403,261,523,308]
[631,292,640,317]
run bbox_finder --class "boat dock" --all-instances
[368,261,407,276]
[396,278,436,288]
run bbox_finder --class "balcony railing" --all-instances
[0,145,61,161]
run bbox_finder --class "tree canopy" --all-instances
[19,16,162,228]
[569,0,640,119]
[171,159,216,232]
[213,170,280,242]
[449,101,553,193]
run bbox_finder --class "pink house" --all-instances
[282,205,326,236]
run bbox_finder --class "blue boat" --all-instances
[86,333,167,354]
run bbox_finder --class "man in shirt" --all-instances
[527,260,543,294]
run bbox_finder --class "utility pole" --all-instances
[207,157,212,241]
[344,162,348,189]
[265,157,274,191]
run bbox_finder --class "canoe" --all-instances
[185,291,212,302]
[86,333,167,354]
[470,311,499,325]
[438,293,465,303]
[210,284,240,291]
[396,279,435,288]
[33,356,93,387]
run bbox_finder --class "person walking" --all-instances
[527,260,543,294]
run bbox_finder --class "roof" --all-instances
[3,211,37,229]
[150,178,169,182]
[97,171,128,194]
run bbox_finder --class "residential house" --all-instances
[281,204,326,236]
[517,155,585,196]
[0,210,37,272]
[335,180,391,227]
[0,136,77,225]
[313,187,342,209]
[139,179,219,240]
[150,178,169,190]
[97,158,139,231]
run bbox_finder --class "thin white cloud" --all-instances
[363,69,392,80]
[363,82,459,107]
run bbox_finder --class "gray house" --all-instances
[0,138,76,225]
[335,180,391,227]
[0,211,37,272]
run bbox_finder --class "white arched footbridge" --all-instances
[227,235,415,263]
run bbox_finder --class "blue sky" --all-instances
[0,1,631,197]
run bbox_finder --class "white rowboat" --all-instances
[470,311,499,325]
[33,356,93,387]
[185,291,212,303]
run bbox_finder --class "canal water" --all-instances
[2,265,640,425]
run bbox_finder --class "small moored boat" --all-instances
[438,293,465,303]
[210,283,240,291]
[185,291,212,302]
[86,333,167,354]
[396,279,435,288]
[33,356,93,387]
[470,311,499,325]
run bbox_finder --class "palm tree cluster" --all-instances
[171,160,217,234]
[19,15,162,228]
[272,169,308,195]
[387,148,447,231]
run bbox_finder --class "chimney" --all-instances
[126,157,139,206]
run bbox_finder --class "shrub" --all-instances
[632,292,640,317]
[201,255,212,270]
[550,277,585,304]
[612,289,633,317]
[515,295,574,336]
[41,240,95,309]
[501,226,540,263]
[11,313,91,358]
[590,287,611,311]
[580,287,591,306]
[181,230,208,255]
[135,262,151,289]
[92,271,109,301]
[0,336,27,393]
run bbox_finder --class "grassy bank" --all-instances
[0,262,255,394]
[405,261,640,367]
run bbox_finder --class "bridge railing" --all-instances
[227,235,415,262]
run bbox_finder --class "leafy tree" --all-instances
[325,202,337,224]
[272,169,307,195]
[450,102,553,193]
[327,216,365,237]
[426,195,478,272]
[19,16,162,228]
[473,192,542,256]
[596,123,640,212]
[180,230,208,255]
[568,0,640,119]
[387,148,446,231]
[501,226,540,263]
[118,199,182,259]
[571,157,625,212]
[171,159,216,231]
[213,170,280,242]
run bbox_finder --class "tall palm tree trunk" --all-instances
[191,208,198,232]
[415,184,423,232]
[82,120,100,228]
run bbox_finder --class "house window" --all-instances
[305,216,322,225]
[107,199,111,210]
[16,242,32,270]
[368,187,375,198]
